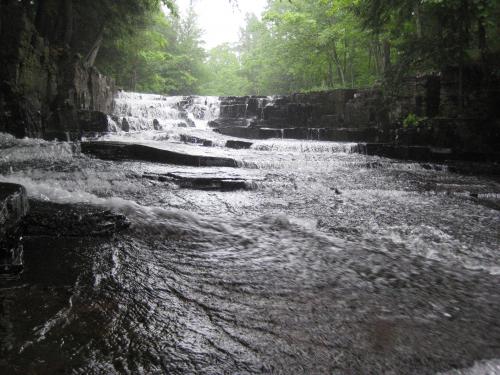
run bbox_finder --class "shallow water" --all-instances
[1,93,500,374]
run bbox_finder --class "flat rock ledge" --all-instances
[82,141,239,168]
[1,183,29,275]
[143,171,262,191]
[352,143,500,164]
[225,140,253,149]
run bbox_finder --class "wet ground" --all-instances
[0,93,500,374]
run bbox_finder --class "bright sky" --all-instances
[176,0,267,50]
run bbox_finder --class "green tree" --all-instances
[200,44,250,96]
[96,5,207,95]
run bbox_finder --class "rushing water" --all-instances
[1,93,500,374]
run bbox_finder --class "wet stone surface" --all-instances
[142,170,262,191]
[24,200,130,237]
[0,183,29,275]
[81,141,239,168]
[0,183,29,238]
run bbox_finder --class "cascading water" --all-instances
[1,92,500,375]
[112,91,220,132]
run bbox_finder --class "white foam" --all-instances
[438,359,500,375]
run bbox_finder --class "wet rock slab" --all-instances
[179,134,213,147]
[81,141,238,167]
[143,170,262,191]
[215,126,385,142]
[24,200,130,238]
[225,140,253,149]
[353,143,500,164]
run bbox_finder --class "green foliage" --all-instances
[201,0,500,96]
[95,0,500,96]
[97,7,206,95]
[199,45,250,96]
[403,113,429,129]
[201,0,381,95]
[403,113,419,128]
[356,0,500,77]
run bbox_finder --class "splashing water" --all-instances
[112,91,220,132]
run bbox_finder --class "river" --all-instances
[0,92,499,374]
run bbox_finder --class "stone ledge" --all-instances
[226,140,253,149]
[81,141,239,168]
[352,143,500,163]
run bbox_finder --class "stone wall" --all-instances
[0,2,115,140]
[214,70,499,154]
[218,88,390,131]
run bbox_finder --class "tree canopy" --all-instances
[31,0,497,96]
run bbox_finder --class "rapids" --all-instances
[1,93,499,374]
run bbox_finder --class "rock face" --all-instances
[212,70,500,156]
[0,183,29,275]
[214,90,392,143]
[24,201,130,238]
[0,183,29,241]
[217,89,387,132]
[0,2,115,140]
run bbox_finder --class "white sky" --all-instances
[175,0,267,50]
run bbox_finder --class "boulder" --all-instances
[78,110,110,133]
[24,201,130,238]
[180,134,213,146]
[122,117,130,132]
[226,140,253,149]
[186,117,196,127]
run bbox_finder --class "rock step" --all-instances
[24,201,130,238]
[81,141,239,168]
[225,140,253,149]
[353,143,500,164]
[179,134,213,147]
[143,171,261,191]
[215,126,386,142]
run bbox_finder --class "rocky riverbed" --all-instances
[1,93,500,374]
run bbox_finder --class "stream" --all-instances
[0,92,499,374]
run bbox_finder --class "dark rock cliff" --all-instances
[0,1,115,140]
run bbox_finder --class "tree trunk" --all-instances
[478,18,487,58]
[383,39,391,74]
[62,0,73,46]
[327,57,335,88]
[84,24,104,67]
[35,0,47,35]
[332,44,345,86]
[372,40,381,75]
[415,3,422,39]
[350,54,354,88]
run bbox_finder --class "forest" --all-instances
[93,0,500,96]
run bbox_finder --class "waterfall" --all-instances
[111,92,220,132]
